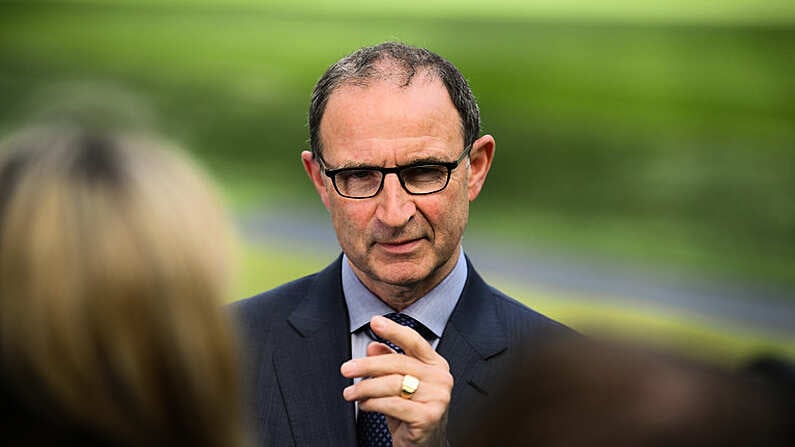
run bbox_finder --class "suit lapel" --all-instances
[267,257,507,445]
[272,258,357,446]
[437,259,508,430]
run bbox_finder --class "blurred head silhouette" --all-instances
[463,337,793,447]
[0,124,245,446]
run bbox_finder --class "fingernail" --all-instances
[371,315,385,329]
[342,385,354,399]
[340,360,357,375]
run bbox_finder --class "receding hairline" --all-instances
[341,56,439,85]
[315,64,464,154]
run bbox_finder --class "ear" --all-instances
[301,150,331,210]
[467,134,495,202]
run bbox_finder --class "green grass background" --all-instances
[1,1,793,362]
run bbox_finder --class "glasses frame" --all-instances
[319,145,472,199]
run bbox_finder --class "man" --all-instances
[233,42,570,446]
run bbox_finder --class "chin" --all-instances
[370,264,430,287]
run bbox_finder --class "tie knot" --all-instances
[364,313,434,353]
[384,312,420,329]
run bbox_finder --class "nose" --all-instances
[374,172,416,228]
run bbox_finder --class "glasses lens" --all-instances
[335,169,383,197]
[401,165,449,194]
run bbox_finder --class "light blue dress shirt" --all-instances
[342,250,467,415]
[344,249,466,354]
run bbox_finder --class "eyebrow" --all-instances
[325,155,452,170]
[403,155,449,165]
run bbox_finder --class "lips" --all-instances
[380,238,417,246]
[375,238,423,254]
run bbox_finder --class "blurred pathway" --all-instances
[238,208,795,339]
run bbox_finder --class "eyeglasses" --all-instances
[319,146,471,199]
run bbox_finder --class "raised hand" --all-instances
[341,315,453,447]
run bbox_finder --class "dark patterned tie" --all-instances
[356,313,434,447]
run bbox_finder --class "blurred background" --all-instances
[1,0,793,364]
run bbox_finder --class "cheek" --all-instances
[329,199,373,233]
[417,192,468,235]
[416,200,445,225]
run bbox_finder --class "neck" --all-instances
[375,284,426,312]
[351,248,461,312]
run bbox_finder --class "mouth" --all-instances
[375,238,423,254]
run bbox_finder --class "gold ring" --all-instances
[400,374,420,399]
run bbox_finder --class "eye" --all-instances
[403,165,447,184]
[338,169,378,180]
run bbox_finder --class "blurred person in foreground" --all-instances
[462,337,794,447]
[0,125,247,446]
[233,41,572,446]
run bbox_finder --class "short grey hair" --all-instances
[308,42,481,157]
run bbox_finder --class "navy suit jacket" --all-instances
[232,255,570,446]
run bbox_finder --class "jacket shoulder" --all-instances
[487,284,576,337]
[229,272,318,329]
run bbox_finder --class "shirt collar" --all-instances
[343,250,468,339]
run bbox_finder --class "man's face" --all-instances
[303,75,494,304]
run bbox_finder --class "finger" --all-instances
[341,353,427,379]
[370,315,444,365]
[367,341,395,357]
[359,395,445,424]
[343,373,447,402]
[358,396,417,417]
[386,415,400,434]
[342,373,403,401]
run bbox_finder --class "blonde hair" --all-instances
[0,126,245,446]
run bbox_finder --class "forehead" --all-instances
[319,75,463,163]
